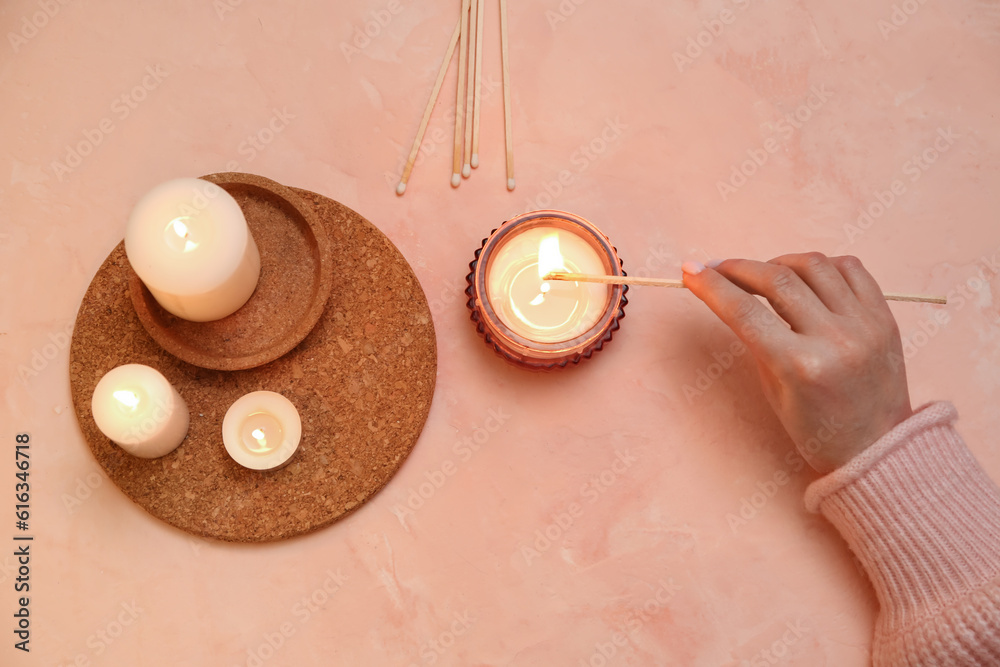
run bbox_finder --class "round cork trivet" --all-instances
[69,185,437,542]
[128,172,334,371]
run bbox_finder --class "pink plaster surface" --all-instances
[2,0,1000,665]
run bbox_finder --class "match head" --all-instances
[451,173,461,188]
[471,153,479,169]
[395,182,406,196]
[507,177,516,191]
[462,164,471,178]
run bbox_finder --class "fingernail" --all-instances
[706,259,723,268]
[681,260,705,275]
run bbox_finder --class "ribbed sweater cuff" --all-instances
[804,401,1000,632]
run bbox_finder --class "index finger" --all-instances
[682,261,795,362]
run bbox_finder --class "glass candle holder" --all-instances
[466,210,628,370]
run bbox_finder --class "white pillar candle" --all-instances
[222,391,301,471]
[125,178,261,322]
[91,364,189,458]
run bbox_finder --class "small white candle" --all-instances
[222,391,301,471]
[91,364,189,458]
[125,178,261,322]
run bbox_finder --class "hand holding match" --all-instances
[542,272,947,304]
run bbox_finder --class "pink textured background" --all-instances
[2,1,1000,665]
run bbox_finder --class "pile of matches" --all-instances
[396,0,514,196]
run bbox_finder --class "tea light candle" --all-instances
[90,364,189,458]
[467,210,627,369]
[486,226,610,343]
[125,178,261,322]
[222,391,301,471]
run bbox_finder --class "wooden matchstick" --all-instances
[462,0,479,178]
[395,19,463,196]
[544,272,948,304]
[471,0,485,169]
[880,292,948,304]
[452,0,472,188]
[500,0,514,190]
[545,272,685,288]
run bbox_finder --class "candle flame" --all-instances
[113,390,141,410]
[166,217,199,253]
[251,428,268,449]
[526,232,569,307]
[537,233,567,279]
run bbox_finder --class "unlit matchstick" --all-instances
[470,0,485,169]
[395,19,463,196]
[543,272,947,304]
[452,0,472,188]
[462,0,479,178]
[500,0,514,191]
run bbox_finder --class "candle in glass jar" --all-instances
[90,364,189,458]
[486,226,611,342]
[222,391,301,471]
[125,178,261,322]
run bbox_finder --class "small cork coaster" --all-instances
[128,173,334,371]
[69,184,437,542]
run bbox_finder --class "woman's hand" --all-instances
[681,253,913,474]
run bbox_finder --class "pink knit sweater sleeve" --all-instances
[804,401,1000,666]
